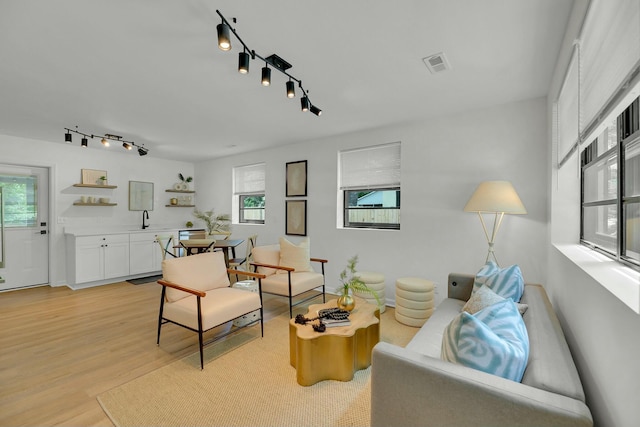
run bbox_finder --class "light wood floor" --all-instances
[0,280,307,426]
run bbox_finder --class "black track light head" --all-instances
[238,51,250,74]
[286,80,295,98]
[81,137,88,147]
[123,142,132,150]
[217,22,231,51]
[261,65,271,86]
[310,105,322,116]
[65,132,72,143]
[138,147,148,156]
[101,137,110,147]
[301,96,310,112]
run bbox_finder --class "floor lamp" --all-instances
[464,181,527,265]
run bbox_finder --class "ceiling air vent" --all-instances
[422,52,451,74]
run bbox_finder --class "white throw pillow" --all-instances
[277,237,313,274]
[442,299,530,382]
[251,244,280,276]
[464,284,528,315]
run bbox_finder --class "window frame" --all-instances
[238,194,265,224]
[338,142,401,231]
[343,187,400,230]
[580,97,640,271]
[233,163,266,225]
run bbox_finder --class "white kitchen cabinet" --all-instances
[129,232,164,275]
[67,234,130,285]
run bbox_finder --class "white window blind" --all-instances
[556,47,580,163]
[233,163,265,195]
[580,0,640,136]
[339,142,401,190]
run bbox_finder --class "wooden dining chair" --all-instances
[229,234,258,280]
[155,235,177,260]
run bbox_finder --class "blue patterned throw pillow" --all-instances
[473,261,524,302]
[441,299,530,382]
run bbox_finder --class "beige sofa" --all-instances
[371,273,593,427]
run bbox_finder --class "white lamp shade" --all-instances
[463,181,527,214]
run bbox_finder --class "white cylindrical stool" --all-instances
[354,271,386,313]
[232,280,260,327]
[395,277,435,327]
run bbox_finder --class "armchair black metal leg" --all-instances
[259,307,264,337]
[197,297,204,370]
[157,288,167,345]
[289,295,293,318]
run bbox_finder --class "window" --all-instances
[581,97,640,269]
[0,174,38,227]
[233,163,265,224]
[339,142,401,230]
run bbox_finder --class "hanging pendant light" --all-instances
[81,137,88,147]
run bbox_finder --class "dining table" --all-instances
[176,238,244,267]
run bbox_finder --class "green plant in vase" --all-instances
[178,173,193,190]
[192,208,231,236]
[337,255,381,311]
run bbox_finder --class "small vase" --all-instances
[337,294,355,311]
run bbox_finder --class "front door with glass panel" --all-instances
[0,165,49,290]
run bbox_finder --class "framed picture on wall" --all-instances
[81,169,107,185]
[286,200,307,236]
[286,160,307,197]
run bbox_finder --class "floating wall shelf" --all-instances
[73,184,117,189]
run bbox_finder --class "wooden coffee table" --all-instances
[289,298,380,386]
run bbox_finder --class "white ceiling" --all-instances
[0,0,574,162]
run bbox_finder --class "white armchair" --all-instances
[251,238,327,318]
[157,251,266,369]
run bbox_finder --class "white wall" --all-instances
[0,134,194,287]
[194,97,549,305]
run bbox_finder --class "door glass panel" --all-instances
[0,174,38,227]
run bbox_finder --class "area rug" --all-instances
[127,274,163,285]
[97,308,416,427]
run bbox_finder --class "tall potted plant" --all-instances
[337,255,381,311]
[192,208,231,236]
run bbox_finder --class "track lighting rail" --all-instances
[64,126,149,156]
[216,9,322,116]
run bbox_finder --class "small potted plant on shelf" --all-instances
[337,255,381,311]
[98,176,107,185]
[185,221,194,228]
[178,173,193,190]
[192,208,231,236]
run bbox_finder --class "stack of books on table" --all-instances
[323,317,351,327]
[318,308,351,327]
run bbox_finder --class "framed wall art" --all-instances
[285,200,307,236]
[81,169,107,185]
[286,160,307,197]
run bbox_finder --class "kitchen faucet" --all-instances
[142,210,149,229]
